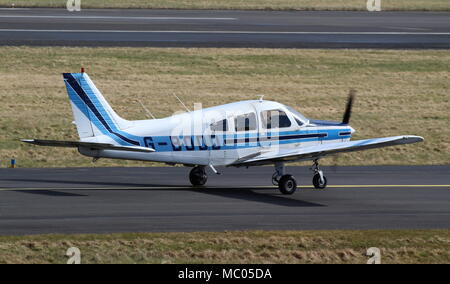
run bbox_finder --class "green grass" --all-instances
[0,0,449,11]
[0,230,449,264]
[0,47,449,168]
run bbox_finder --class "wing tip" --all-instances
[403,135,424,143]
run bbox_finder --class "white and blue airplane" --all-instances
[22,70,424,194]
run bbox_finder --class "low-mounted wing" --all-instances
[230,135,424,167]
[21,139,155,153]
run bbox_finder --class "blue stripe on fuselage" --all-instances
[149,128,352,152]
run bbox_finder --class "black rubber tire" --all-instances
[189,167,207,186]
[312,173,328,189]
[278,175,297,195]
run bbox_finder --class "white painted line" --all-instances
[384,26,430,31]
[0,8,31,10]
[0,29,448,35]
[0,15,237,20]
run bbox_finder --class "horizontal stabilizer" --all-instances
[21,139,154,153]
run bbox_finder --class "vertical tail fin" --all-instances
[63,71,141,146]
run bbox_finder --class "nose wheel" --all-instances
[311,159,328,189]
[313,173,327,189]
[189,166,207,186]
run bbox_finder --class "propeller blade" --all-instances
[342,89,356,125]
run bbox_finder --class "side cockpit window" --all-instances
[210,119,228,132]
[294,117,303,127]
[235,113,257,132]
[261,110,292,129]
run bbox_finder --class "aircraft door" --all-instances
[208,118,227,165]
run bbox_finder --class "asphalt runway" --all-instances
[0,166,449,235]
[0,8,449,48]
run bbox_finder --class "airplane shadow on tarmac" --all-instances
[4,178,324,208]
[12,189,88,197]
[3,178,182,188]
[190,188,323,208]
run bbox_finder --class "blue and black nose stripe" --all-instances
[339,131,352,136]
[63,73,141,146]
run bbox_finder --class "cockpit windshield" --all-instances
[285,105,309,125]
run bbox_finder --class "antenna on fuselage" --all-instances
[137,99,156,119]
[172,93,191,112]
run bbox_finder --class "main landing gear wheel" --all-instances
[312,173,327,189]
[278,175,297,195]
[273,162,298,195]
[189,166,207,186]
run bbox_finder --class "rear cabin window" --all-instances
[261,110,292,129]
[234,113,257,132]
[210,119,228,132]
